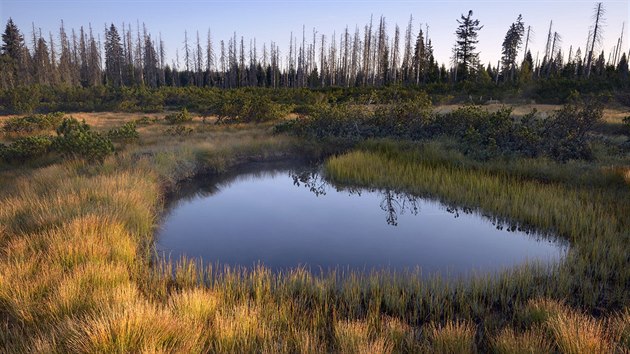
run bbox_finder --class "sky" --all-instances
[1,0,628,69]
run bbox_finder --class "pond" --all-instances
[156,161,567,276]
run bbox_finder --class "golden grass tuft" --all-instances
[380,316,418,353]
[547,308,613,354]
[427,320,477,354]
[607,308,630,351]
[168,288,220,323]
[62,300,205,353]
[211,302,270,352]
[520,298,567,326]
[46,263,131,320]
[335,319,393,354]
[491,326,553,354]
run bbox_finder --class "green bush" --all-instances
[1,136,53,163]
[282,100,601,162]
[213,92,290,123]
[107,122,139,143]
[2,112,65,134]
[55,117,90,136]
[238,95,290,123]
[164,108,193,124]
[5,86,41,113]
[53,118,114,162]
[543,101,603,162]
[288,104,371,139]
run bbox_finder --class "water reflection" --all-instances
[158,161,567,275]
[290,168,421,226]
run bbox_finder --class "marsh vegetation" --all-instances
[0,90,628,352]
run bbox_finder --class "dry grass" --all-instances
[335,320,393,354]
[491,326,554,354]
[427,320,477,354]
[62,299,207,353]
[607,309,630,351]
[547,308,613,354]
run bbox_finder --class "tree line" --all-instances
[1,3,628,91]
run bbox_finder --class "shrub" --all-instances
[238,95,289,123]
[371,96,433,138]
[2,112,65,135]
[165,108,193,124]
[543,101,603,162]
[214,92,290,123]
[281,100,601,162]
[53,118,114,162]
[1,136,53,163]
[56,117,90,136]
[107,122,139,144]
[287,104,371,139]
[6,86,41,113]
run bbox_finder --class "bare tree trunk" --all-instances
[586,3,605,77]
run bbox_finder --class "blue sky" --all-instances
[1,0,628,69]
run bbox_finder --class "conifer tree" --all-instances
[501,15,525,81]
[454,10,483,81]
[1,18,29,87]
[104,23,123,86]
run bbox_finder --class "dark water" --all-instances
[157,161,566,276]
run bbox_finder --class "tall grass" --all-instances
[0,123,628,352]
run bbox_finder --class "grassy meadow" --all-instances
[0,102,629,353]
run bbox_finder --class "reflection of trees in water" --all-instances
[379,190,419,226]
[289,169,549,234]
[291,169,327,196]
[169,164,553,238]
[445,204,542,236]
[289,170,421,226]
[445,205,473,218]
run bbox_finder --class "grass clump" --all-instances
[427,320,477,354]
[607,309,630,351]
[168,288,219,323]
[547,308,613,354]
[62,300,206,353]
[491,326,553,354]
[335,320,393,354]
